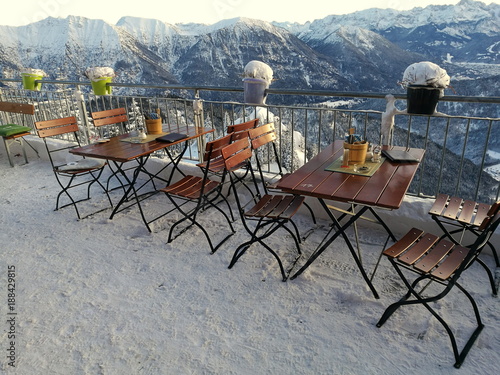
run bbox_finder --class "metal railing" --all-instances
[1,78,499,203]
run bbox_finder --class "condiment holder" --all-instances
[343,141,368,165]
[145,108,162,134]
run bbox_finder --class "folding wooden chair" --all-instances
[429,194,499,266]
[34,116,112,219]
[221,137,305,281]
[0,102,39,167]
[226,118,259,141]
[91,107,129,138]
[376,205,500,368]
[91,108,136,192]
[159,134,235,254]
[249,123,316,224]
[429,194,500,294]
[197,118,259,196]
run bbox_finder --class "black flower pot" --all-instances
[406,85,442,115]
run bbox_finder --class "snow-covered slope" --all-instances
[0,0,497,97]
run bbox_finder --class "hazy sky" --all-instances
[1,0,498,26]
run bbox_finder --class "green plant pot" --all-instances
[21,73,43,91]
[91,77,113,95]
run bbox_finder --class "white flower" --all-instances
[85,67,116,81]
[243,61,273,87]
[401,61,450,89]
[20,68,47,77]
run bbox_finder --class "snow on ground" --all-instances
[0,148,499,375]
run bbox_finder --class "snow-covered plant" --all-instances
[20,68,47,76]
[84,67,116,81]
[243,60,274,87]
[400,61,450,89]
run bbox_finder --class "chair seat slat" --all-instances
[281,196,305,218]
[414,239,455,273]
[245,195,273,216]
[456,200,476,224]
[443,197,463,220]
[473,203,491,227]
[161,175,199,193]
[184,180,219,199]
[399,233,439,265]
[383,228,424,258]
[430,246,469,280]
[267,195,295,218]
[161,175,219,198]
[254,195,284,217]
[428,194,449,216]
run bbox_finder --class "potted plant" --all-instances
[401,61,450,115]
[85,67,116,95]
[242,60,274,105]
[20,68,47,91]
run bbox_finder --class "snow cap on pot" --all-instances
[85,67,116,95]
[243,60,273,87]
[243,60,273,105]
[20,68,47,91]
[401,61,450,89]
[401,61,450,115]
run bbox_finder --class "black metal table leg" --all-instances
[290,198,380,299]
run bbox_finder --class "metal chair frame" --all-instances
[159,134,236,254]
[222,137,305,281]
[34,116,113,219]
[91,108,144,193]
[0,101,39,167]
[248,123,317,226]
[429,194,499,267]
[376,205,500,368]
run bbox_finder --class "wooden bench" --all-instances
[0,101,36,167]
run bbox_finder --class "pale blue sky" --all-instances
[2,0,498,26]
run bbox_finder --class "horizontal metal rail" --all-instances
[2,78,500,104]
[1,79,499,203]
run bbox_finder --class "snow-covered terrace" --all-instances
[0,81,499,373]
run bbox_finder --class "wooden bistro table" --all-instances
[277,140,425,298]
[70,124,214,232]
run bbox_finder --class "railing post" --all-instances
[74,85,92,143]
[193,92,205,163]
[381,94,400,146]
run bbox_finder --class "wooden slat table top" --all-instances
[277,140,425,210]
[70,125,214,163]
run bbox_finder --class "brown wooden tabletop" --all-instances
[70,124,214,162]
[277,140,425,210]
[281,140,425,297]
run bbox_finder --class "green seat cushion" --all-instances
[0,124,32,137]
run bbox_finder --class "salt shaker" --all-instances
[342,147,350,167]
[366,143,373,160]
[138,127,147,140]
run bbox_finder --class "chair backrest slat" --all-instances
[0,101,35,115]
[227,118,259,141]
[91,108,128,127]
[35,117,79,138]
[249,123,276,149]
[203,134,233,162]
[222,138,252,171]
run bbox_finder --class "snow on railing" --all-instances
[0,79,499,202]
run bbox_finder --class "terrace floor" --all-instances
[0,154,499,374]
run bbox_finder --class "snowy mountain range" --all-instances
[0,0,498,104]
